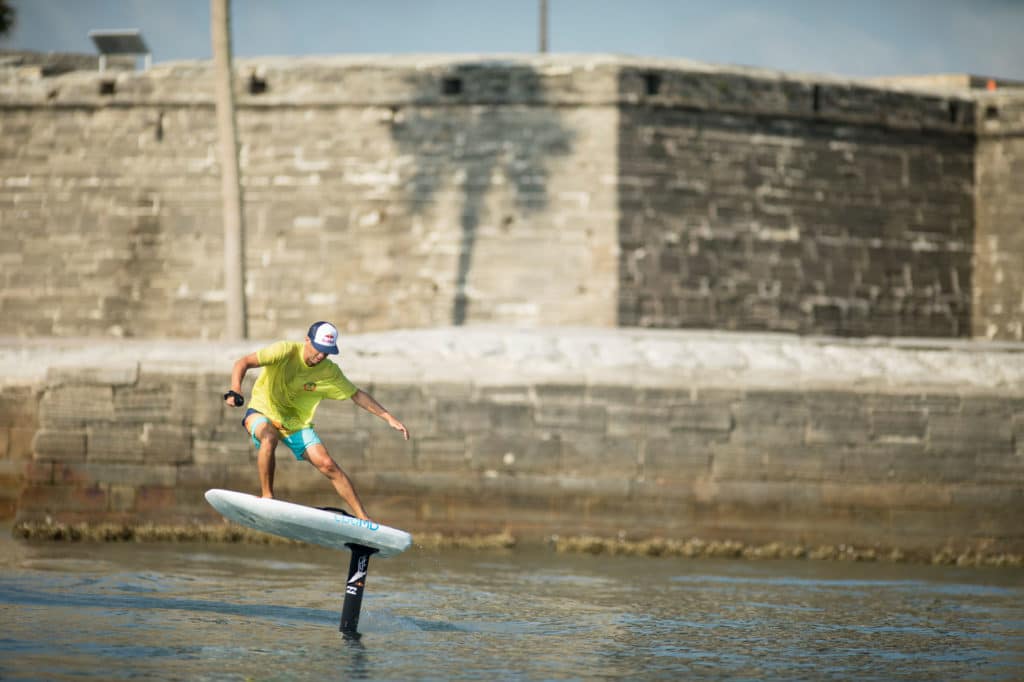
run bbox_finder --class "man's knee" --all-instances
[307,449,339,475]
[254,423,281,446]
[314,457,338,475]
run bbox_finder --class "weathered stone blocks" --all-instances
[414,436,470,473]
[927,411,1013,452]
[88,424,192,464]
[7,427,36,461]
[561,434,639,478]
[615,79,990,337]
[39,386,115,427]
[711,444,844,482]
[805,392,871,445]
[534,403,608,432]
[641,436,714,481]
[728,391,809,446]
[364,432,414,472]
[870,406,928,443]
[84,463,178,487]
[1,56,1019,340]
[32,429,86,461]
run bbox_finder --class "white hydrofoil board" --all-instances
[205,489,412,558]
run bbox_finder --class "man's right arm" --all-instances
[225,352,261,407]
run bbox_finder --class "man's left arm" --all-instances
[351,389,410,440]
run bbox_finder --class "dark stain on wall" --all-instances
[615,66,975,337]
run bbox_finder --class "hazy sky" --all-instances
[3,0,1023,79]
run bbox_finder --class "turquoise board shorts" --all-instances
[242,408,321,460]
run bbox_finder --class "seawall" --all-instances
[3,328,1022,557]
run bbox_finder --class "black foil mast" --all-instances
[340,543,378,634]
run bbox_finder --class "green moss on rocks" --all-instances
[12,520,1022,568]
[549,534,1023,568]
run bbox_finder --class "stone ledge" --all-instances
[3,327,1023,393]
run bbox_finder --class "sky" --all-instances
[2,0,1023,80]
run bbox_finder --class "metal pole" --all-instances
[539,0,548,53]
[211,0,248,340]
[340,544,378,634]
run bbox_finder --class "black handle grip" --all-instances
[224,390,244,407]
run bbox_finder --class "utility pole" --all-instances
[211,0,247,339]
[539,0,548,53]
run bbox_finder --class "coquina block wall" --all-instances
[6,331,1024,555]
[974,95,1024,341]
[1,55,1022,340]
[0,383,38,518]
[0,55,620,337]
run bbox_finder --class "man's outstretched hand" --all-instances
[388,417,410,440]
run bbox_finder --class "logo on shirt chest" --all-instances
[303,382,317,392]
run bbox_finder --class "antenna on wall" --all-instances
[89,29,151,72]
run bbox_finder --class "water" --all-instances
[1,528,1022,681]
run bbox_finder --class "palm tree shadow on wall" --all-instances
[389,62,574,325]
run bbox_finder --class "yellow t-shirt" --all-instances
[250,341,358,433]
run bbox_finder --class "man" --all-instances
[224,321,409,520]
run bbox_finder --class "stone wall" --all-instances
[1,55,1021,341]
[0,383,38,518]
[10,330,1024,555]
[974,94,1024,341]
[0,56,619,339]
[616,66,977,336]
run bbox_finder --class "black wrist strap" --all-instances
[224,390,244,407]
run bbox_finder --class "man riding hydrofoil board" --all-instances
[224,321,409,520]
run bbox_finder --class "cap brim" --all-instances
[311,342,339,355]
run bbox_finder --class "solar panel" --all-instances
[89,29,149,55]
[88,29,151,72]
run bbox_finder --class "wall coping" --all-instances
[3,327,1022,394]
[6,53,1022,135]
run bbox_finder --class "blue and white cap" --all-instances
[307,321,340,355]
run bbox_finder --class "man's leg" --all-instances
[246,415,281,499]
[303,443,369,520]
